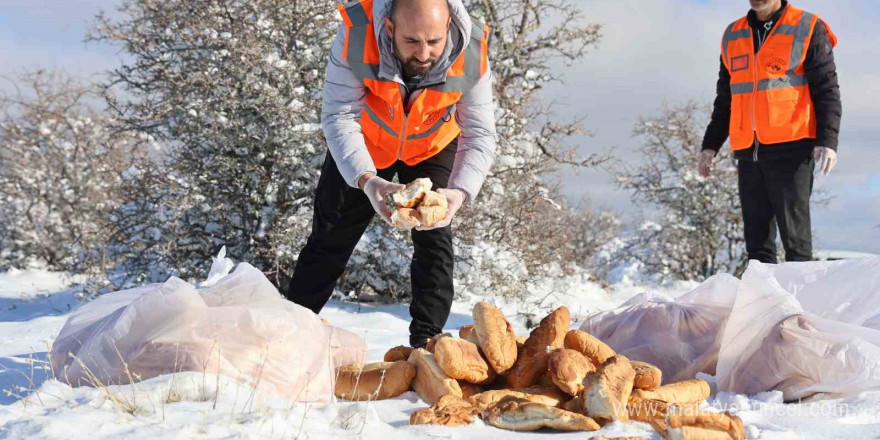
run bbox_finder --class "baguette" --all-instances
[334,361,416,401]
[473,302,518,375]
[408,348,462,404]
[507,307,570,388]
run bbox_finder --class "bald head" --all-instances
[390,0,450,24]
[385,0,451,79]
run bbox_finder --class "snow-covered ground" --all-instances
[2,269,880,439]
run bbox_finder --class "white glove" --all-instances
[813,146,837,175]
[698,149,717,178]
[415,188,466,231]
[362,175,405,225]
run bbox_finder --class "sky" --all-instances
[0,0,877,254]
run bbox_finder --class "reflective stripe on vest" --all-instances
[337,0,490,168]
[720,5,836,151]
[723,11,814,97]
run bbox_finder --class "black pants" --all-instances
[737,156,814,263]
[287,143,457,348]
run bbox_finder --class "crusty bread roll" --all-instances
[630,379,710,405]
[408,348,462,404]
[581,355,636,423]
[468,385,567,412]
[632,361,663,390]
[410,394,478,427]
[653,410,745,440]
[507,307,570,388]
[473,302,518,375]
[425,332,451,353]
[383,345,414,363]
[391,208,421,230]
[458,381,484,400]
[564,329,616,367]
[418,205,447,227]
[420,190,447,207]
[486,400,601,432]
[334,361,416,401]
[459,325,479,346]
[393,178,431,208]
[549,348,595,396]
[417,191,448,227]
[434,337,495,385]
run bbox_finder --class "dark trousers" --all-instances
[287,143,457,348]
[737,156,814,263]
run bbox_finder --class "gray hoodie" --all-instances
[321,0,496,203]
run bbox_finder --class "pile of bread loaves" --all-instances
[334,302,744,439]
[390,178,448,230]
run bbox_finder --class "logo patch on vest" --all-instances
[730,55,750,72]
[422,108,448,127]
[765,56,787,76]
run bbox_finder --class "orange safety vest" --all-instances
[721,4,837,151]
[337,0,490,169]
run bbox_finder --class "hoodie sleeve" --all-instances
[447,60,497,203]
[321,26,378,188]
[702,56,732,153]
[804,20,841,151]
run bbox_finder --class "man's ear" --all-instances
[384,17,394,37]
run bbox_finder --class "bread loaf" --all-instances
[581,355,636,423]
[334,361,416,401]
[486,400,601,432]
[473,302,518,375]
[392,178,431,208]
[630,379,710,405]
[507,307,570,388]
[410,394,478,427]
[549,348,595,396]
[434,337,495,385]
[408,348,462,404]
[383,345,414,363]
[632,361,663,390]
[391,208,421,230]
[564,329,616,366]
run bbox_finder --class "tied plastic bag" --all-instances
[717,258,880,400]
[580,274,740,384]
[50,258,366,402]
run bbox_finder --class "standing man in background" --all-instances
[700,0,841,263]
[286,0,496,348]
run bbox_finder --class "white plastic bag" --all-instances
[717,258,880,400]
[51,262,366,402]
[580,274,740,384]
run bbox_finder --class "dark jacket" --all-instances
[702,1,842,161]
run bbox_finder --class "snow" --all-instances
[2,269,880,439]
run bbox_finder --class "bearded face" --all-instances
[392,36,441,78]
[384,1,450,80]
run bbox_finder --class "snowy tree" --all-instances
[610,102,746,281]
[0,70,153,272]
[90,0,338,284]
[448,0,613,296]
